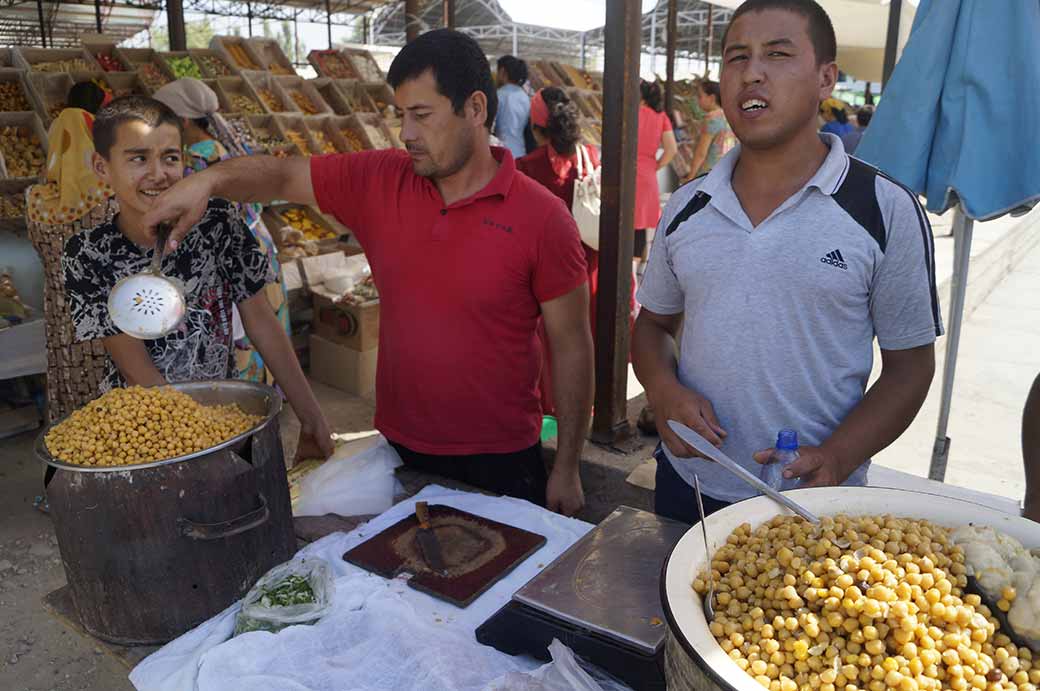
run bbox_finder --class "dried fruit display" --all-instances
[225,43,259,70]
[46,101,66,120]
[32,58,94,73]
[95,52,125,72]
[138,63,170,91]
[256,87,286,112]
[283,129,311,156]
[278,207,335,240]
[196,53,232,77]
[339,128,364,152]
[348,52,382,82]
[289,90,319,114]
[312,51,356,79]
[310,130,337,154]
[0,81,31,112]
[0,126,45,178]
[228,92,263,115]
[1,191,25,218]
[250,124,288,151]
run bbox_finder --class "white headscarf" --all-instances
[153,78,219,120]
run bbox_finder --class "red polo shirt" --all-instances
[310,147,587,455]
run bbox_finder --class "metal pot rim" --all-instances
[35,380,282,473]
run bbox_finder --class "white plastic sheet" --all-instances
[293,436,402,518]
[130,486,595,691]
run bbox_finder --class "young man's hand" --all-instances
[546,465,584,517]
[141,171,215,252]
[752,445,857,488]
[293,420,334,464]
[653,381,727,459]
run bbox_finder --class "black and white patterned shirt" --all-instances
[62,198,274,392]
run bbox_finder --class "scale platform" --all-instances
[476,506,690,690]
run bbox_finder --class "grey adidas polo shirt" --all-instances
[638,134,943,502]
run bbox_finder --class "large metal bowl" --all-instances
[661,486,1040,691]
[35,380,282,473]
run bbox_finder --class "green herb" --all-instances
[167,56,202,79]
[258,574,316,608]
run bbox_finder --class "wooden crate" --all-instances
[303,116,350,154]
[15,48,100,74]
[24,72,70,124]
[156,51,205,80]
[307,50,358,80]
[245,37,295,76]
[266,202,340,243]
[363,83,394,118]
[0,111,48,180]
[116,47,156,68]
[274,75,331,116]
[343,48,383,83]
[245,73,296,114]
[274,114,319,155]
[210,36,263,73]
[355,113,395,150]
[0,69,41,115]
[188,49,234,78]
[101,72,147,100]
[214,77,264,115]
[528,61,561,89]
[328,114,373,152]
[336,80,377,115]
[0,178,31,231]
[309,78,353,116]
[245,114,299,157]
[81,40,132,73]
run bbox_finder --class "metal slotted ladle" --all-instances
[107,222,186,340]
[694,474,716,624]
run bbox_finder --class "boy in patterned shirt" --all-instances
[62,96,332,460]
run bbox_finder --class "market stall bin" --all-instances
[23,71,69,123]
[336,80,378,116]
[264,202,341,256]
[304,115,352,154]
[661,486,1040,691]
[0,48,13,67]
[245,37,295,76]
[342,48,384,84]
[15,48,100,75]
[273,114,319,156]
[327,114,374,152]
[527,62,559,91]
[214,76,265,116]
[189,49,234,78]
[0,178,32,232]
[246,73,297,115]
[81,38,132,73]
[0,111,48,181]
[355,113,396,150]
[157,51,206,81]
[363,83,394,119]
[307,50,359,81]
[133,58,173,94]
[0,69,43,116]
[274,75,332,116]
[100,72,148,101]
[35,380,298,645]
[245,114,301,157]
[309,78,353,116]
[210,36,264,74]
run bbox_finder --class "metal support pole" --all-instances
[36,0,47,48]
[366,12,374,44]
[882,0,903,88]
[443,0,455,29]
[293,12,300,64]
[704,4,714,78]
[95,0,103,33]
[581,32,587,70]
[664,0,677,125]
[650,5,657,75]
[405,0,421,43]
[591,0,641,444]
[247,2,253,37]
[512,23,518,56]
[167,0,186,51]
[325,0,333,49]
[929,205,974,482]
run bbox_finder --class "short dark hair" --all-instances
[856,107,873,127]
[533,87,581,156]
[699,80,722,104]
[387,29,497,127]
[722,0,837,65]
[93,95,184,159]
[67,81,107,114]
[497,55,528,87]
[640,80,663,113]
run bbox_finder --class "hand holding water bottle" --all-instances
[753,432,854,488]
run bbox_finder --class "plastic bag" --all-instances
[482,639,633,691]
[234,557,334,636]
[294,436,402,517]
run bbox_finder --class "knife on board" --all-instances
[415,501,448,574]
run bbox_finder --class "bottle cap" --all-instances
[776,429,798,451]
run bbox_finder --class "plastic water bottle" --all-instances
[760,429,800,492]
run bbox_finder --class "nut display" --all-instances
[32,58,94,73]
[95,52,125,72]
[250,124,288,150]
[363,123,390,150]
[339,128,365,152]
[257,87,286,112]
[166,55,202,79]
[289,90,319,114]
[228,92,263,115]
[283,129,311,155]
[44,386,262,467]
[46,101,66,121]
[350,53,383,82]
[311,130,337,154]
[225,42,259,70]
[279,207,335,240]
[369,93,394,118]
[196,53,232,77]
[695,514,1040,691]
[138,63,170,91]
[267,61,294,76]
[0,126,45,178]
[0,191,25,218]
[0,81,31,112]
[313,51,356,79]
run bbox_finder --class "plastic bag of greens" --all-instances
[234,557,334,635]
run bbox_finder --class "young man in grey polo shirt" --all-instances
[633,0,941,524]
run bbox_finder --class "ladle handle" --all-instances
[151,222,172,274]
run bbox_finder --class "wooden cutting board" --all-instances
[343,505,546,607]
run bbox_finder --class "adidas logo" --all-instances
[820,249,848,270]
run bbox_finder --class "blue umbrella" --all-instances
[856,0,1040,482]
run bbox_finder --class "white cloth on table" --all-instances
[129,485,594,691]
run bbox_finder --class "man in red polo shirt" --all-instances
[143,30,594,516]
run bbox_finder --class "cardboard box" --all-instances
[312,291,379,352]
[309,334,377,395]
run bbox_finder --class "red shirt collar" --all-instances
[443,146,516,208]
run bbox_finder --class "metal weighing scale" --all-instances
[476,506,690,690]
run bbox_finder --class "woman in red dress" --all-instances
[517,88,599,416]
[634,81,677,276]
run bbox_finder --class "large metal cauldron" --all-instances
[36,381,297,645]
[660,486,1040,691]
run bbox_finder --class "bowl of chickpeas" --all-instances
[36,380,279,472]
[661,487,1040,691]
